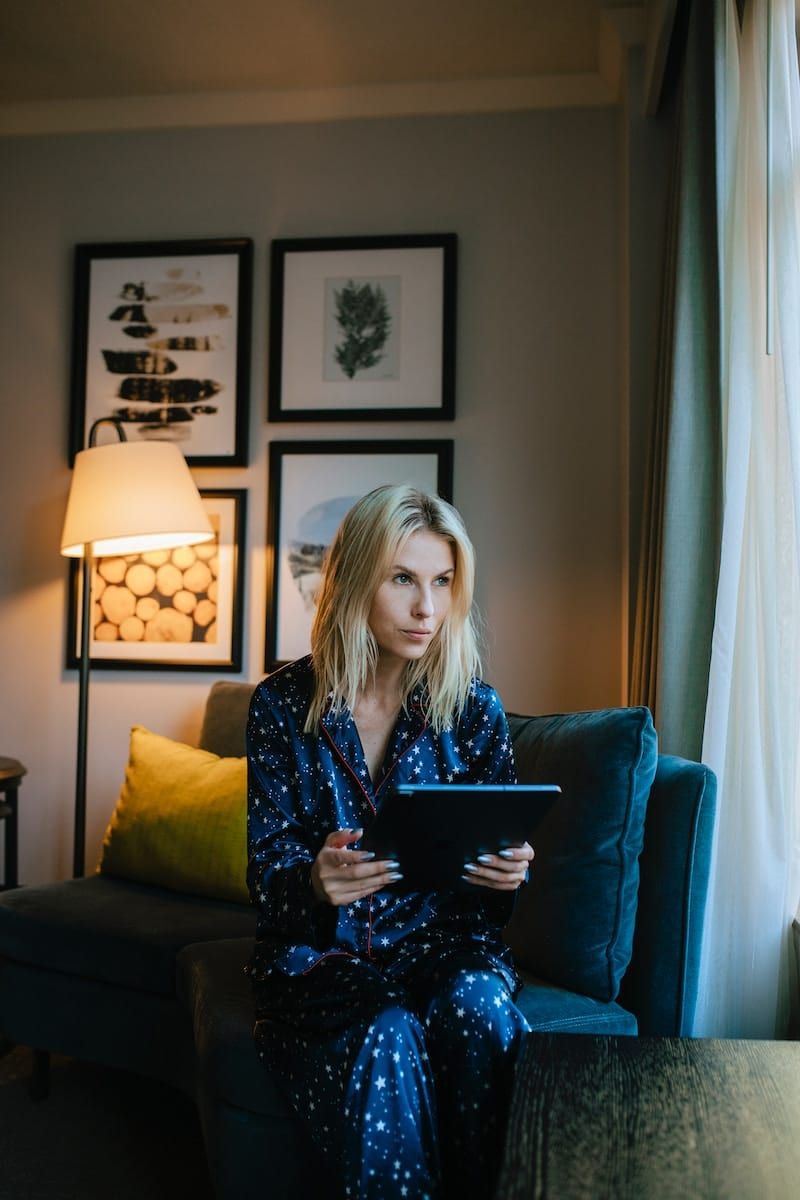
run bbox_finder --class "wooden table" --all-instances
[0,757,25,890]
[497,1034,800,1200]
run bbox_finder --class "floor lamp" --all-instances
[60,419,213,877]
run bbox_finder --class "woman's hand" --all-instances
[461,842,534,891]
[310,828,401,906]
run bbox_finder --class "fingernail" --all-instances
[383,860,400,870]
[477,855,494,865]
[498,850,516,860]
[388,873,404,882]
[464,863,480,873]
[353,828,363,836]
[460,874,474,883]
[360,852,376,861]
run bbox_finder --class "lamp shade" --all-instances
[61,439,214,558]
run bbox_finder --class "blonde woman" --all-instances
[247,485,533,1199]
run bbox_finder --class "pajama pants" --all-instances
[253,944,531,1199]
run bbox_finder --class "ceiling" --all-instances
[0,0,646,101]
[0,1,651,135]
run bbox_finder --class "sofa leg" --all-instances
[29,1048,50,1101]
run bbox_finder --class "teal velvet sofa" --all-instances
[0,681,716,1198]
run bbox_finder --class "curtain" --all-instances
[629,0,722,762]
[695,0,800,1038]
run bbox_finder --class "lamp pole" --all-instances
[73,545,93,877]
[73,419,127,877]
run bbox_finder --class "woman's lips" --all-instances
[402,629,432,640]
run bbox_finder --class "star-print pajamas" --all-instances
[247,656,530,1199]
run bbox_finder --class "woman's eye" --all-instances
[393,573,411,584]
[435,575,451,586]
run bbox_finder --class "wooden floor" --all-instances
[0,1044,214,1199]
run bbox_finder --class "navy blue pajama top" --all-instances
[246,655,519,983]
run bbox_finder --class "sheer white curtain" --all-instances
[696,0,800,1038]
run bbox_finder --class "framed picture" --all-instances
[265,439,453,670]
[67,489,247,672]
[69,238,253,466]
[268,234,457,422]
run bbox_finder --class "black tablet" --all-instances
[362,783,560,892]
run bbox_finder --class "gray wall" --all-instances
[0,108,623,882]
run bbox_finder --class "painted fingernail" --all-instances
[464,863,480,873]
[360,852,376,860]
[383,860,400,870]
[388,873,404,882]
[477,855,494,865]
[460,874,475,883]
[498,849,516,860]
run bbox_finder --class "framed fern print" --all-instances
[268,235,456,422]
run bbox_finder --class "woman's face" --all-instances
[367,529,455,667]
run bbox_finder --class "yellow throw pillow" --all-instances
[100,725,248,904]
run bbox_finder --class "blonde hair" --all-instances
[307,485,481,733]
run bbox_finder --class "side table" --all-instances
[0,756,25,890]
[498,1033,800,1199]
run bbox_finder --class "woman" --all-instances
[247,485,533,1199]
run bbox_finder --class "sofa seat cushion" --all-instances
[516,974,637,1035]
[178,937,291,1118]
[0,875,255,996]
[176,937,638,1128]
[506,707,657,1003]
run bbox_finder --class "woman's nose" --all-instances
[413,586,435,617]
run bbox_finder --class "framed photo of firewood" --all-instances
[67,489,247,671]
[268,235,457,422]
[265,439,453,671]
[69,238,253,466]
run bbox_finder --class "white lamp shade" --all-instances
[60,439,214,558]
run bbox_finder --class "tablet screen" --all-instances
[362,783,560,893]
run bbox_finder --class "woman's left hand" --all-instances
[461,842,534,891]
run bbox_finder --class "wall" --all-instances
[0,107,621,882]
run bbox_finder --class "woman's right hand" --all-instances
[310,828,401,906]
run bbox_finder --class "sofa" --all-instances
[0,681,717,1198]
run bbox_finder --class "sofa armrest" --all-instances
[619,754,717,1036]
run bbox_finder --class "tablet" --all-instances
[362,783,561,892]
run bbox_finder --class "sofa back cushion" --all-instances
[100,725,249,904]
[505,707,657,1002]
[199,681,253,758]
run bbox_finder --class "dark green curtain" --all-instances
[630,0,723,761]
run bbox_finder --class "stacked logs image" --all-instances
[91,532,219,645]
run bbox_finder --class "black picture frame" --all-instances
[66,488,247,672]
[265,439,454,671]
[268,234,457,422]
[69,238,253,466]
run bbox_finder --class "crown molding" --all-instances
[0,73,620,138]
